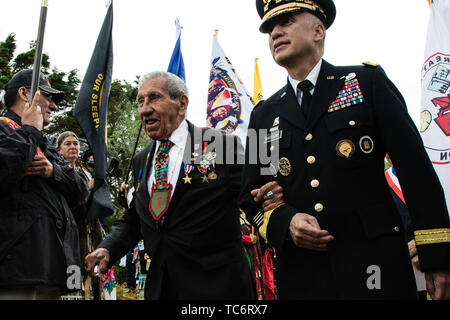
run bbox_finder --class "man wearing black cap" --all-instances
[0,69,89,299]
[239,0,450,299]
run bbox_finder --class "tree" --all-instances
[0,33,16,90]
[104,77,148,228]
[0,34,148,231]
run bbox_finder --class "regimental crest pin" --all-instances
[278,157,291,176]
[336,139,355,158]
[359,136,374,154]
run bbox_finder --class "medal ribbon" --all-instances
[184,164,194,175]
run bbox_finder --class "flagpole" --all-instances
[30,0,48,104]
[124,123,142,186]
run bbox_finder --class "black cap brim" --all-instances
[39,85,65,104]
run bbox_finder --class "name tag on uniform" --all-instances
[264,130,282,144]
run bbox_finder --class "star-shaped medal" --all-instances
[201,175,209,183]
[183,175,192,184]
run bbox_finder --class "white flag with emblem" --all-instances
[420,0,450,212]
[206,34,253,148]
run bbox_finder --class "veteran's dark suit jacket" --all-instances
[99,121,255,300]
[239,60,450,299]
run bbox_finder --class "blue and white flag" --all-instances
[167,18,185,82]
[207,34,253,148]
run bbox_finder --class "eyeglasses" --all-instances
[40,91,54,103]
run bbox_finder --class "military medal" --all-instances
[359,136,374,154]
[336,139,355,158]
[208,171,217,180]
[149,182,173,221]
[278,157,291,176]
[183,164,194,184]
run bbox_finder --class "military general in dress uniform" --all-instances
[239,0,450,299]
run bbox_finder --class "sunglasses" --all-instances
[39,90,54,103]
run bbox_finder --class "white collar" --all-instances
[155,119,188,149]
[288,59,322,94]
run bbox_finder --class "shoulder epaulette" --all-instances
[362,61,380,68]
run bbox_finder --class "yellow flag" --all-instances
[253,58,263,105]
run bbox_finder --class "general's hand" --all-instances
[408,240,420,270]
[251,180,284,211]
[425,270,450,300]
[21,91,43,131]
[289,213,334,251]
[85,248,110,278]
[25,155,54,178]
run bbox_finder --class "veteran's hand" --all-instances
[425,270,450,300]
[25,155,54,179]
[120,182,129,192]
[289,213,334,251]
[85,248,110,278]
[251,180,284,212]
[22,91,43,131]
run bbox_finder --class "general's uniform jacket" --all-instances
[99,121,255,300]
[239,60,450,299]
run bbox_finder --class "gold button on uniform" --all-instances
[394,226,400,232]
[305,133,313,141]
[349,120,356,126]
[314,203,324,212]
[307,156,316,164]
[310,179,320,188]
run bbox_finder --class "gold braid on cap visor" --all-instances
[262,1,326,24]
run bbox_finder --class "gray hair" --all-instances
[138,71,189,99]
[56,131,78,151]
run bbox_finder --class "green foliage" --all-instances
[0,34,148,232]
[0,33,16,90]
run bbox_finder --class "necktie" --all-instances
[298,80,313,120]
[149,140,174,223]
[153,140,173,184]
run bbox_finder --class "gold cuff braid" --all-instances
[258,204,285,241]
[414,228,450,246]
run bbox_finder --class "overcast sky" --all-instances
[0,0,430,128]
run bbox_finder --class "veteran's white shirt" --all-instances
[147,120,188,198]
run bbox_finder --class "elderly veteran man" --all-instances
[239,0,450,300]
[0,69,89,300]
[86,71,279,300]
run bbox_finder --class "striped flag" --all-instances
[207,34,253,147]
[420,0,450,212]
[74,1,114,221]
[385,166,405,204]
